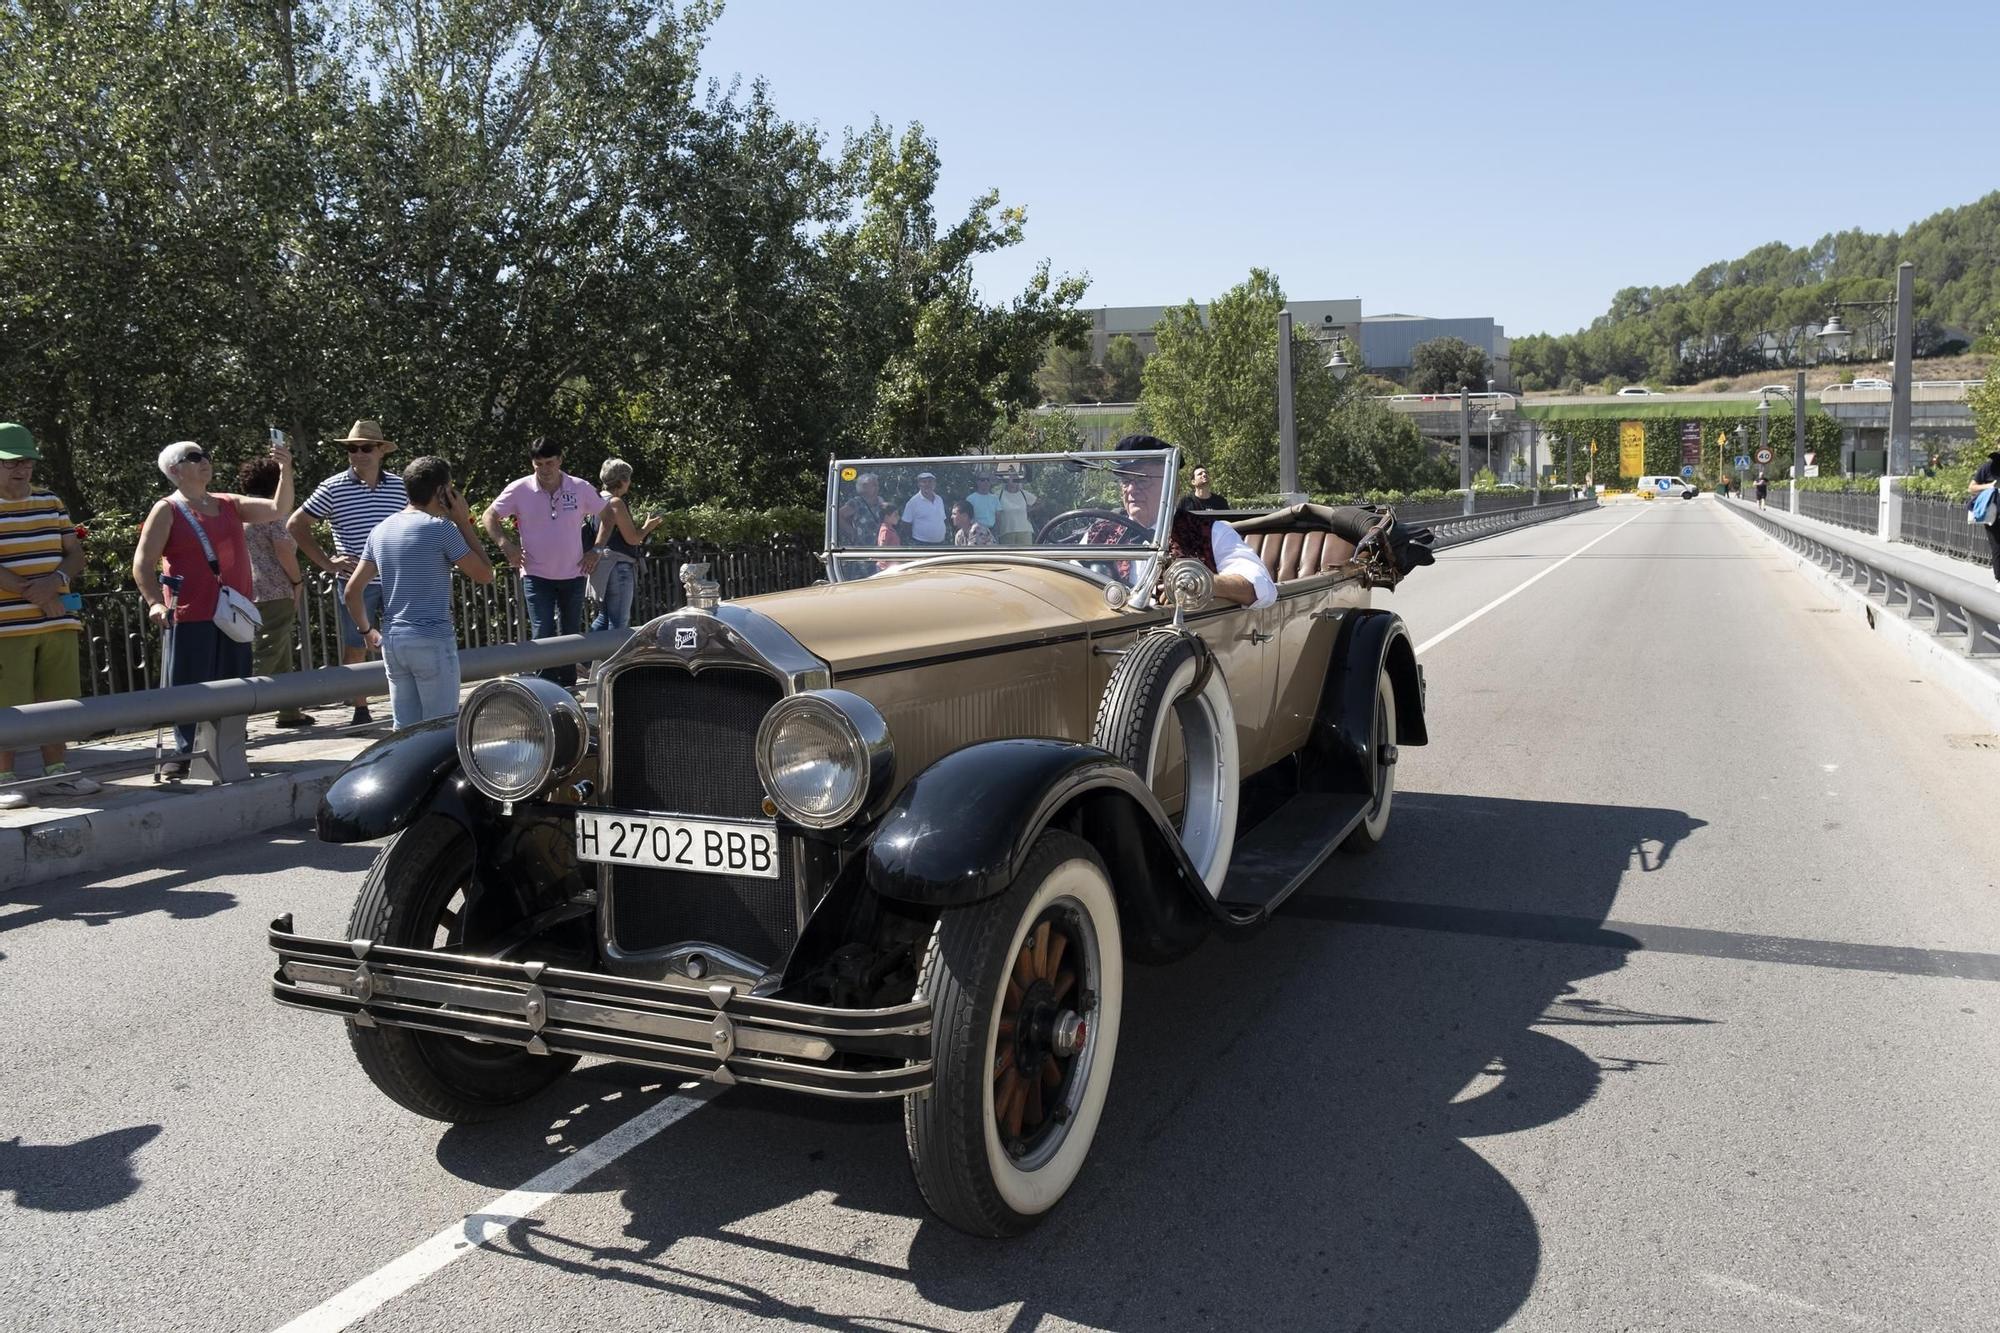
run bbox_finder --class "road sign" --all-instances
[1805,452,1815,466]
[1755,448,1773,464]
[1681,465,1694,477]
[1734,454,1751,469]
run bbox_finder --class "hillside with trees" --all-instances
[1511,192,2000,391]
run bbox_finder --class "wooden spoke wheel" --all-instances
[907,831,1124,1236]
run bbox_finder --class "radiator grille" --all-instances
[605,663,796,962]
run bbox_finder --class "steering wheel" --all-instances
[1035,508,1149,545]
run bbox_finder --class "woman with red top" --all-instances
[132,438,294,776]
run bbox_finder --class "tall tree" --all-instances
[1101,334,1145,401]
[1407,337,1493,394]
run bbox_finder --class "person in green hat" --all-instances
[0,423,97,810]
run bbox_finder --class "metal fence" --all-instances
[70,534,822,701]
[1793,485,1877,534]
[1895,488,1990,566]
[1428,496,1598,548]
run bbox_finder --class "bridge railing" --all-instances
[1723,497,2000,661]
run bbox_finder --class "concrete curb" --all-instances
[1741,520,2000,733]
[1,760,348,889]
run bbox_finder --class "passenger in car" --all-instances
[1099,434,1276,609]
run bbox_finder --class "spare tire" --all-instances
[1091,631,1238,893]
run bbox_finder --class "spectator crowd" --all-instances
[0,417,670,807]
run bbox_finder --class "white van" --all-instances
[1636,475,1697,500]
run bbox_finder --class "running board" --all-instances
[1217,791,1370,924]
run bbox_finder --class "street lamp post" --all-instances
[1817,261,1915,475]
[1277,309,1298,498]
[1458,386,1472,516]
[1756,376,1804,511]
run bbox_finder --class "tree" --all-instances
[1137,269,1436,497]
[1101,335,1145,401]
[1407,337,1493,394]
[1034,343,1101,404]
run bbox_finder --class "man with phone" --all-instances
[289,420,405,725]
[345,457,493,729]
[0,422,97,809]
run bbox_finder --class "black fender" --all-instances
[316,718,488,844]
[1310,609,1428,796]
[865,738,1224,961]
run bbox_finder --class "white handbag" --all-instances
[171,500,264,644]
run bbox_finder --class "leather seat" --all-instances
[1244,529,1354,581]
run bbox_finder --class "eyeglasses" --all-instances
[344,443,377,454]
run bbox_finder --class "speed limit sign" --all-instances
[1755,448,1773,464]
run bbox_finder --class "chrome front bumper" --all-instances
[268,916,932,1099]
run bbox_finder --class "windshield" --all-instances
[823,450,1179,590]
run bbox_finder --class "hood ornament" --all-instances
[680,562,721,610]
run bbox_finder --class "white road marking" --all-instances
[1698,1272,1867,1325]
[270,1087,718,1333]
[1415,507,1651,657]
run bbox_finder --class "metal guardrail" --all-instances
[0,630,635,783]
[1723,497,2000,660]
[1428,495,1598,547]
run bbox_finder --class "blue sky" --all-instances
[697,1,2000,338]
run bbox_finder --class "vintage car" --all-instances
[269,447,1437,1236]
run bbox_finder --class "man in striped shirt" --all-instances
[0,423,97,809]
[288,420,406,725]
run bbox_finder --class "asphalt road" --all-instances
[5,498,1998,1332]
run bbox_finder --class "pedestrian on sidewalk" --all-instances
[237,454,312,727]
[1974,448,2000,584]
[346,457,493,729]
[132,436,294,779]
[1754,472,1768,510]
[288,421,405,725]
[481,436,606,688]
[587,458,664,633]
[0,423,96,810]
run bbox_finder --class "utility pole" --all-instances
[1888,261,1914,477]
[1458,386,1473,515]
[1277,309,1299,499]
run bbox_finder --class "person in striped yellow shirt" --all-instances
[0,423,96,810]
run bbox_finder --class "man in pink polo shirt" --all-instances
[480,437,607,687]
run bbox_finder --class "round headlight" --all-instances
[456,677,589,802]
[755,690,892,829]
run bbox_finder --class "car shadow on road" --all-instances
[435,792,1708,1332]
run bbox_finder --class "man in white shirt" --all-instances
[901,471,949,545]
[1104,435,1275,609]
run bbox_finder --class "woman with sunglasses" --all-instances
[131,436,294,777]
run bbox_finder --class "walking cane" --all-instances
[152,574,183,784]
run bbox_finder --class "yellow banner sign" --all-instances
[1619,421,1645,479]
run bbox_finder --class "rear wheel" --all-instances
[345,815,578,1122]
[905,831,1123,1236]
[1340,671,1397,854]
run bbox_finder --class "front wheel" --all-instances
[344,815,578,1122]
[905,831,1124,1237]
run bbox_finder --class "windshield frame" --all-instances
[819,449,1181,595]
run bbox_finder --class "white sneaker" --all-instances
[39,774,103,797]
[0,789,29,811]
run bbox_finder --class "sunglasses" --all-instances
[344,443,378,454]
[178,451,210,464]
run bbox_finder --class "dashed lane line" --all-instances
[269,1086,719,1333]
[1415,506,1651,657]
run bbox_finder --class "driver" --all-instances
[1092,435,1275,609]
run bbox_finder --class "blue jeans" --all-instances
[522,574,587,687]
[590,558,637,632]
[382,632,461,730]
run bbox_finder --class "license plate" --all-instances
[574,811,780,880]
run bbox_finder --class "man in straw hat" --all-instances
[287,420,406,725]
